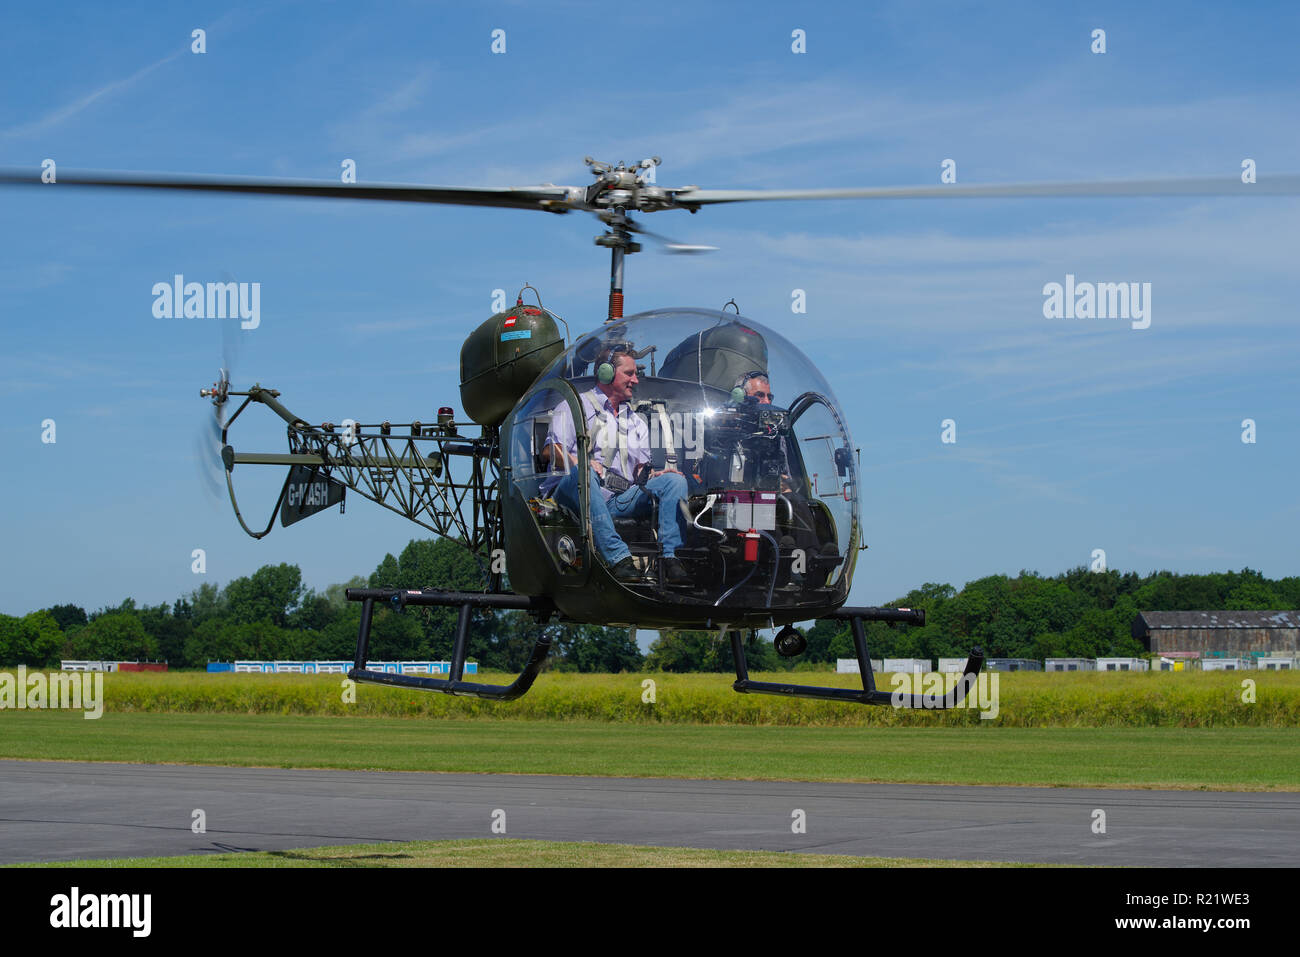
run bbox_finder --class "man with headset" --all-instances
[731,370,796,492]
[734,370,774,404]
[541,343,690,584]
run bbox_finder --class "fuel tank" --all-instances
[460,301,566,427]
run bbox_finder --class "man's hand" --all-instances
[651,468,682,478]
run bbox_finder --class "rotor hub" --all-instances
[583,156,678,213]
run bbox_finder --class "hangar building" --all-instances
[1132,611,1300,658]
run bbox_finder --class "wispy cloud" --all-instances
[329,64,552,169]
[370,67,436,117]
[0,50,183,141]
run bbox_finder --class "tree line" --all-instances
[1,543,1296,672]
[0,539,637,673]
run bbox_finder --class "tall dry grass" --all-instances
[95,670,1300,727]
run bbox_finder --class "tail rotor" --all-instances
[196,366,231,500]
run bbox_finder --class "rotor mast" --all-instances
[587,157,657,321]
[596,207,638,320]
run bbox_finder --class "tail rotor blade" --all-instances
[196,362,231,501]
[195,408,225,501]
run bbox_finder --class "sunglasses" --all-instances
[748,389,774,401]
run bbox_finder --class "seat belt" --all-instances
[653,402,677,471]
[582,391,630,480]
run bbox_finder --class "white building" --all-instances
[1202,658,1251,671]
[1096,657,1150,672]
[59,661,118,671]
[986,658,1041,672]
[1045,658,1096,672]
[883,658,931,674]
[836,659,884,674]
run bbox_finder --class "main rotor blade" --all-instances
[9,167,1296,218]
[0,168,576,213]
[669,175,1300,206]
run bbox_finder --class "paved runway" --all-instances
[2,760,1296,866]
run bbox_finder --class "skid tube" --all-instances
[731,606,985,708]
[345,588,555,700]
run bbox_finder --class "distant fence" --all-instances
[206,660,479,675]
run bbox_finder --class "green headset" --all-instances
[595,343,634,384]
[730,370,770,404]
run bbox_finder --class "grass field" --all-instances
[3,711,1297,789]
[45,667,1300,726]
[13,838,1037,868]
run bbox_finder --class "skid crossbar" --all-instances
[345,588,554,700]
[731,606,984,707]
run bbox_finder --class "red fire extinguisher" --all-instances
[743,528,759,562]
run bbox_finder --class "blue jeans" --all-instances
[552,467,688,565]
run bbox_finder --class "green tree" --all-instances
[1060,607,1119,657]
[468,610,559,671]
[183,618,239,666]
[646,629,775,672]
[646,630,715,671]
[317,608,366,660]
[1134,571,1224,611]
[137,602,192,666]
[180,618,327,664]
[1225,581,1283,610]
[299,577,373,661]
[363,608,425,661]
[186,581,227,626]
[802,619,847,663]
[288,590,339,631]
[68,613,157,661]
[1051,566,1129,609]
[1272,577,1300,609]
[224,564,305,626]
[324,576,369,611]
[89,597,136,621]
[554,624,644,672]
[368,539,490,659]
[0,611,65,666]
[43,604,87,632]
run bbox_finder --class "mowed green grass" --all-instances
[15,838,1036,868]
[3,711,1297,789]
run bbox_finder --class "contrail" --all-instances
[0,49,183,140]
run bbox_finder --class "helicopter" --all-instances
[5,157,1292,708]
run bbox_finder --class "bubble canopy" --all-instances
[504,307,858,621]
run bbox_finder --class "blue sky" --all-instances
[2,1,1298,623]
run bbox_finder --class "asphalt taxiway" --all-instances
[2,760,1295,866]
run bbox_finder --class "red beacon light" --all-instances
[438,407,457,435]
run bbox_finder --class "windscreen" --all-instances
[531,308,858,609]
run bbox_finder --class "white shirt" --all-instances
[542,387,650,500]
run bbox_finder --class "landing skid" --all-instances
[345,588,555,700]
[730,607,985,708]
[344,590,982,708]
